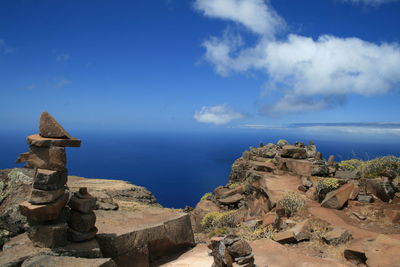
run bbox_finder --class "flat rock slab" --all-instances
[95,208,195,266]
[39,112,72,139]
[260,173,302,204]
[21,255,116,267]
[27,134,81,147]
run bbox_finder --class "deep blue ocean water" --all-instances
[1,130,400,208]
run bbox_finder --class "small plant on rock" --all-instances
[201,211,237,231]
[200,192,213,201]
[228,183,240,189]
[278,192,306,217]
[361,156,400,179]
[338,159,364,171]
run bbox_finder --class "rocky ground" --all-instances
[0,169,194,267]
[1,139,400,267]
[185,140,400,267]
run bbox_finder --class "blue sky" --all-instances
[1,0,400,135]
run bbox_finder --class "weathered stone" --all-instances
[273,231,296,244]
[280,145,307,159]
[289,219,310,242]
[311,165,329,176]
[335,170,361,180]
[39,112,72,138]
[235,253,254,265]
[16,146,66,171]
[223,235,241,246]
[227,239,252,258]
[33,168,67,191]
[27,222,68,248]
[68,227,98,242]
[357,194,374,203]
[366,179,395,202]
[261,213,280,228]
[53,238,103,258]
[27,134,81,147]
[305,186,317,201]
[19,193,69,222]
[277,139,288,147]
[95,209,195,267]
[21,255,116,267]
[218,193,244,205]
[321,183,354,209]
[302,177,313,188]
[314,152,323,160]
[68,210,96,233]
[306,144,317,158]
[29,187,65,204]
[323,227,352,245]
[344,243,367,265]
[68,195,96,213]
[75,187,94,199]
[278,158,313,176]
[190,199,220,232]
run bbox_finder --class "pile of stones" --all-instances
[67,187,98,242]
[17,112,82,248]
[208,235,255,267]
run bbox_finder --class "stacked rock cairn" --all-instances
[17,112,95,248]
[209,235,256,267]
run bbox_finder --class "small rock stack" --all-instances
[67,187,98,242]
[208,235,255,267]
[17,112,81,248]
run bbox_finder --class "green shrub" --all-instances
[200,192,213,201]
[318,178,340,190]
[339,159,364,171]
[228,183,240,189]
[362,156,400,179]
[201,211,237,230]
[208,227,228,238]
[278,192,306,217]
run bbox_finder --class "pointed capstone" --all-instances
[39,112,71,138]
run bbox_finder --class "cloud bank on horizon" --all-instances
[194,104,244,125]
[194,0,400,118]
[342,0,400,6]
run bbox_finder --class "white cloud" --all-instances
[194,104,244,125]
[341,0,400,6]
[194,0,285,37]
[197,0,400,114]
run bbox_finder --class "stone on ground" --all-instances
[39,111,72,138]
[21,255,116,267]
[321,183,354,209]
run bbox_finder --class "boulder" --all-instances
[321,183,354,209]
[190,199,220,232]
[261,213,280,228]
[53,238,103,258]
[27,222,68,248]
[289,220,310,242]
[227,239,252,258]
[19,192,69,222]
[278,158,313,176]
[27,134,81,148]
[39,112,72,138]
[68,195,97,214]
[311,165,329,177]
[68,227,98,242]
[280,145,307,159]
[305,186,317,201]
[68,210,96,233]
[16,146,67,171]
[277,139,288,147]
[273,230,297,244]
[327,155,335,166]
[29,187,66,204]
[218,193,244,205]
[21,255,116,267]
[95,209,195,267]
[384,209,400,224]
[323,227,352,245]
[357,194,374,203]
[366,178,395,202]
[33,169,68,191]
[335,170,361,180]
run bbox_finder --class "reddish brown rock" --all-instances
[384,209,400,223]
[190,199,220,232]
[29,187,66,204]
[68,210,96,233]
[306,186,317,201]
[21,255,116,267]
[280,145,307,159]
[68,195,96,213]
[227,239,252,258]
[218,193,244,205]
[16,145,67,171]
[278,158,313,176]
[273,230,296,244]
[27,134,81,147]
[321,183,355,209]
[289,219,310,242]
[39,112,72,138]
[19,192,69,221]
[261,213,280,228]
[323,227,352,245]
[27,222,68,248]
[68,227,98,242]
[33,168,68,191]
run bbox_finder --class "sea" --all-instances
[1,129,400,208]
